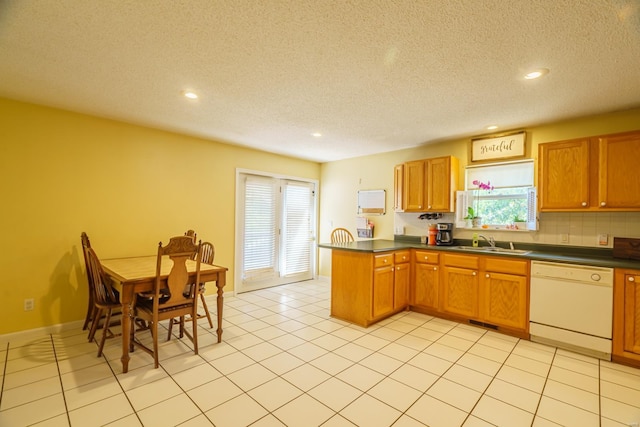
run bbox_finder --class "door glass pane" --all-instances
[243,176,277,281]
[283,181,313,277]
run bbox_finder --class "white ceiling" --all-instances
[1,1,639,163]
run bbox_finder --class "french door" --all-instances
[236,171,316,293]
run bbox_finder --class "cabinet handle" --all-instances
[402,256,406,260]
[581,202,587,207]
[384,259,388,263]
[600,201,606,207]
[485,274,490,278]
[418,205,422,209]
[433,267,438,271]
[630,276,636,282]
[396,266,400,271]
[424,256,428,260]
[428,205,432,209]
[472,271,477,276]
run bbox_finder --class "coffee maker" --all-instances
[436,223,454,246]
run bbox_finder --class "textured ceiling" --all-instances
[1,0,639,162]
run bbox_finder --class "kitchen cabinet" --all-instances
[400,156,459,212]
[613,268,640,367]
[480,257,529,332]
[441,253,480,319]
[393,164,404,212]
[411,250,440,310]
[331,249,408,327]
[394,251,410,310]
[538,130,640,211]
[440,253,529,337]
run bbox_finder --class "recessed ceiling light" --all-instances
[487,125,498,130]
[312,132,322,138]
[183,91,198,99]
[524,68,549,80]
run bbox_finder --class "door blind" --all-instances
[243,175,277,281]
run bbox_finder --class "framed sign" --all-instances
[471,131,526,162]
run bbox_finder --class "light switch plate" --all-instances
[560,233,569,243]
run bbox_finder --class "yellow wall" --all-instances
[318,107,640,276]
[0,98,320,335]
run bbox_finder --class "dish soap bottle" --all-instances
[472,233,479,247]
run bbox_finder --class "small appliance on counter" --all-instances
[436,223,454,246]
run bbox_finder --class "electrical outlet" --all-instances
[24,298,34,311]
[598,233,609,246]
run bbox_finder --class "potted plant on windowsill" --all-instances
[513,215,527,230]
[464,207,481,228]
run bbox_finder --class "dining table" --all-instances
[101,255,228,373]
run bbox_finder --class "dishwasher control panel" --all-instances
[530,261,613,285]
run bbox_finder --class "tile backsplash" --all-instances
[394,211,640,248]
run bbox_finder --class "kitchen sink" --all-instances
[452,246,531,255]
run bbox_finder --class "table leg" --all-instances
[216,272,225,343]
[120,289,133,373]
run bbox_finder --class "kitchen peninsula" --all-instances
[320,238,640,367]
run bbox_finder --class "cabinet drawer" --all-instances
[374,253,394,268]
[484,257,528,276]
[443,253,479,269]
[413,250,439,264]
[395,251,410,264]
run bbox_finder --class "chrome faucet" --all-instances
[478,235,496,247]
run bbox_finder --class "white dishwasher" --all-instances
[529,260,614,360]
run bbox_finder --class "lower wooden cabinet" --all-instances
[613,268,640,367]
[441,254,480,318]
[331,249,408,327]
[480,257,529,332]
[394,251,410,310]
[439,253,529,336]
[412,250,440,310]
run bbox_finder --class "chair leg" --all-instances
[152,320,159,369]
[88,308,102,342]
[167,318,175,341]
[192,311,198,355]
[199,293,214,328]
[97,309,112,358]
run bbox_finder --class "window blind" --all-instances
[243,175,277,281]
[465,160,534,189]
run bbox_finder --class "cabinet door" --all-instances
[426,157,451,212]
[394,164,404,211]
[373,265,394,318]
[539,139,590,210]
[623,273,640,355]
[598,132,640,209]
[441,266,479,318]
[413,262,439,309]
[481,272,528,330]
[403,160,426,211]
[394,263,410,310]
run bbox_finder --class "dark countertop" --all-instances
[318,237,640,269]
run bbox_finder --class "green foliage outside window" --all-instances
[474,187,528,226]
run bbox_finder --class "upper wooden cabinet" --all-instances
[538,131,640,211]
[399,156,459,212]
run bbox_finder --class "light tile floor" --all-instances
[1,279,640,426]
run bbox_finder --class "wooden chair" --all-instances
[80,232,95,331]
[330,227,354,243]
[131,236,202,368]
[84,245,121,357]
[168,241,215,337]
[82,232,121,340]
